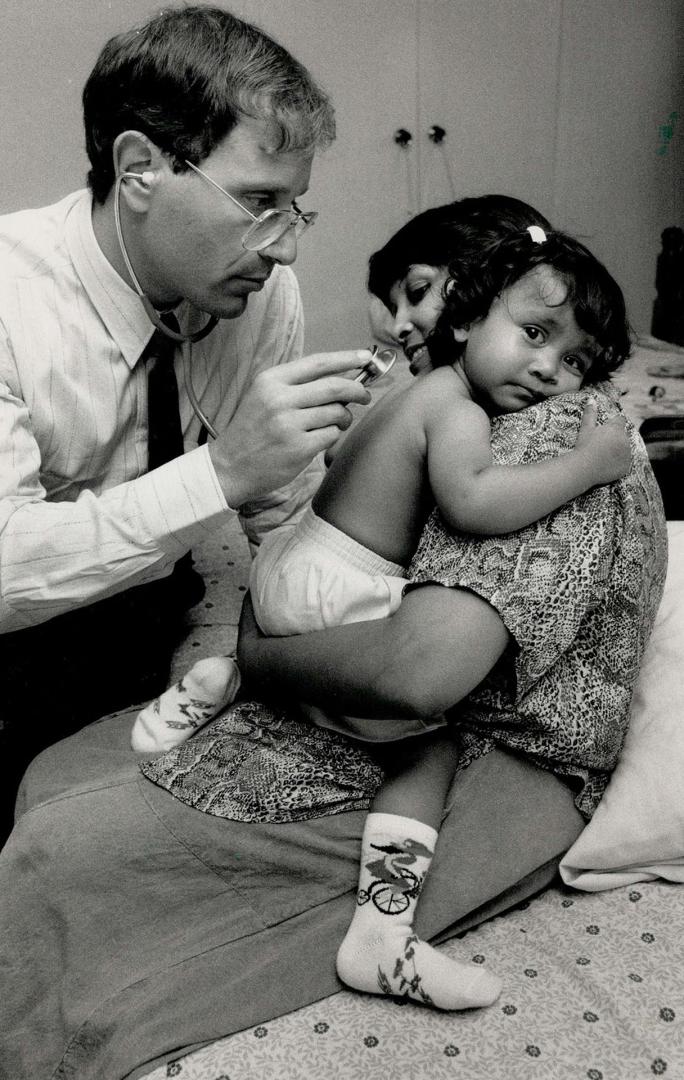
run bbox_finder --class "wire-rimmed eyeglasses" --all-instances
[184,159,317,252]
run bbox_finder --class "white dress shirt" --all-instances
[0,190,323,631]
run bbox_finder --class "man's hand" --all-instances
[574,400,632,486]
[208,350,372,507]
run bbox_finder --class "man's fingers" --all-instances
[252,351,374,411]
[300,402,354,432]
[256,370,370,409]
[293,375,371,408]
[282,349,374,384]
[304,424,355,455]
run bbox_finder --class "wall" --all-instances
[1,0,681,350]
[553,0,684,334]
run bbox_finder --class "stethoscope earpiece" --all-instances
[121,170,156,187]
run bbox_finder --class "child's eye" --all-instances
[523,325,545,343]
[563,354,589,375]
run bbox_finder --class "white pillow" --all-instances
[560,521,684,891]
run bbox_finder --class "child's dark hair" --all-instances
[83,5,335,204]
[431,228,632,382]
[367,195,551,309]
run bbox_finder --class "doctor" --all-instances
[0,4,370,840]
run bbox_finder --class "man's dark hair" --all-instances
[83,5,335,203]
[436,229,632,382]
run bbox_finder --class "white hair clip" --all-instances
[527,225,547,244]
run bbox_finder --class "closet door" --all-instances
[415,0,562,218]
[230,0,420,351]
[416,0,683,333]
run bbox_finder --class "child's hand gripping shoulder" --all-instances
[572,399,632,486]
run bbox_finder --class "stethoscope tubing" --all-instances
[181,340,219,440]
[115,174,219,441]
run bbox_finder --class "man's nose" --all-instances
[263,227,298,266]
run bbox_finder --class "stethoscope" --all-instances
[115,171,221,439]
[114,173,398,441]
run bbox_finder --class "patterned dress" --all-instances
[141,390,667,822]
[408,389,667,818]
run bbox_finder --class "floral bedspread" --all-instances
[143,879,683,1080]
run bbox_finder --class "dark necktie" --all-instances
[145,316,184,470]
[144,314,205,608]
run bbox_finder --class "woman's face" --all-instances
[386,264,448,375]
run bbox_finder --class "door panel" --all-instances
[417,0,561,217]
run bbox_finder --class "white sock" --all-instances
[131,655,241,753]
[336,812,502,1011]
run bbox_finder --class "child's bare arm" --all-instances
[427,398,632,535]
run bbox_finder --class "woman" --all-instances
[0,196,666,1079]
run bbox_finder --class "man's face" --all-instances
[136,116,314,318]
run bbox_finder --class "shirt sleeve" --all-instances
[238,455,325,555]
[0,362,231,631]
[231,266,324,552]
[0,265,320,629]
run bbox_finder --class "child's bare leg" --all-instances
[337,733,502,1010]
[371,731,459,829]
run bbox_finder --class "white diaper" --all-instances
[250,506,407,636]
[250,508,444,743]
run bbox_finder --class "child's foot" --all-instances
[336,926,502,1011]
[131,656,241,753]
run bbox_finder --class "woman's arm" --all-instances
[428,399,632,535]
[238,585,509,720]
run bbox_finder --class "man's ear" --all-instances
[113,131,164,209]
[452,326,469,343]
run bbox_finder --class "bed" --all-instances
[1,344,679,1080]
[135,335,684,1080]
[141,879,682,1080]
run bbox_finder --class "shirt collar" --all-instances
[65,190,155,369]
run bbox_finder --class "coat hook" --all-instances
[428,125,446,144]
[393,128,413,147]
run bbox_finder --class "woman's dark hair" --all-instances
[435,229,632,382]
[83,5,335,203]
[367,194,551,308]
